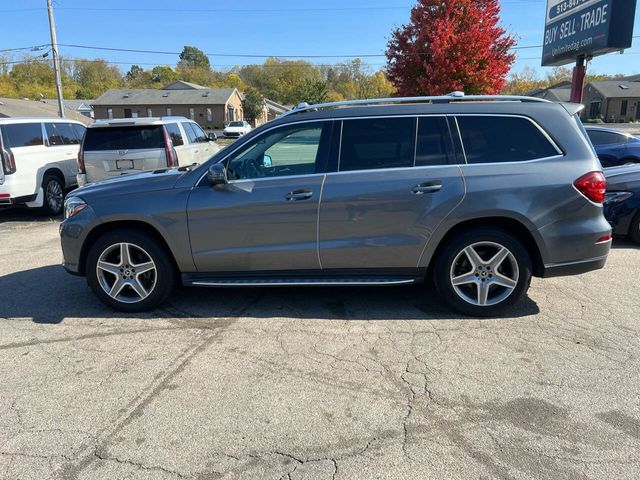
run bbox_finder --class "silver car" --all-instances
[60,94,611,316]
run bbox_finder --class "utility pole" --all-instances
[46,0,65,118]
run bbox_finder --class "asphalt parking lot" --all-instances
[1,209,639,480]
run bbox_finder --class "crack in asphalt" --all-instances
[56,292,265,480]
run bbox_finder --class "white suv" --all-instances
[0,117,86,215]
[78,117,220,185]
[223,120,252,138]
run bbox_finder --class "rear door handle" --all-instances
[412,181,442,195]
[285,190,313,201]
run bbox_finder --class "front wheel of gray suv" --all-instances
[433,228,532,317]
[86,229,175,312]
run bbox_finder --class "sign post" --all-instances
[542,0,637,103]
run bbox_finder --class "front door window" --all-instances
[227,122,328,180]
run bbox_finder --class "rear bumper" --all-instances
[0,193,38,207]
[541,254,608,278]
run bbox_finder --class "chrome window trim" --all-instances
[451,113,564,162]
[225,173,326,185]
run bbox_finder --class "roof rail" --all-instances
[280,92,551,118]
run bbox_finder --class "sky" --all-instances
[1,0,639,78]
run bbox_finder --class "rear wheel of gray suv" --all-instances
[86,229,175,312]
[434,228,532,317]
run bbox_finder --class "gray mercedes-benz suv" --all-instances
[60,94,611,316]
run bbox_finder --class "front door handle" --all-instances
[412,181,442,195]
[285,190,313,201]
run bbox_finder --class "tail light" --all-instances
[77,143,86,174]
[1,148,16,175]
[163,126,177,167]
[574,171,606,204]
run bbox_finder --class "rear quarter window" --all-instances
[83,126,165,151]
[1,123,44,148]
[165,123,184,147]
[456,116,559,164]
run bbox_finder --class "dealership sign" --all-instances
[542,0,637,66]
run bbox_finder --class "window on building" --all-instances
[589,99,602,119]
[166,107,172,116]
[147,108,153,117]
[131,111,139,118]
[339,117,416,172]
[456,116,559,164]
[189,108,195,120]
[107,108,113,120]
[621,100,628,116]
[206,108,212,123]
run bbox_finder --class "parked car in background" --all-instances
[0,117,86,215]
[584,126,640,167]
[223,121,252,138]
[60,94,611,316]
[604,165,640,244]
[78,117,219,186]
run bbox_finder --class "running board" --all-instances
[184,277,418,287]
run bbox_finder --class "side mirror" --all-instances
[207,163,228,186]
[207,132,217,141]
[263,154,272,167]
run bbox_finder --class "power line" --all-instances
[0,2,548,14]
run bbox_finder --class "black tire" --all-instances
[40,173,65,216]
[86,229,175,312]
[433,227,532,317]
[628,211,640,244]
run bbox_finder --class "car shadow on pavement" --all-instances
[0,265,540,324]
[0,206,61,223]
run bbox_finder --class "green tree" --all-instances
[151,65,178,85]
[178,46,210,70]
[292,79,328,105]
[73,59,122,98]
[241,87,265,123]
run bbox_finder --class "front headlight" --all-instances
[604,191,633,205]
[64,196,87,219]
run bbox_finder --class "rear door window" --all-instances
[165,123,184,146]
[456,116,559,164]
[45,122,80,146]
[72,124,86,142]
[181,122,199,144]
[416,117,452,167]
[586,130,628,146]
[339,117,416,172]
[1,123,44,148]
[83,126,165,151]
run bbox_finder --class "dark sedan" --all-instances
[604,165,640,244]
[585,126,640,168]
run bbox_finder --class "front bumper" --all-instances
[59,204,100,277]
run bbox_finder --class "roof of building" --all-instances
[526,81,571,103]
[587,80,640,98]
[162,80,208,90]
[265,98,289,114]
[623,74,640,82]
[0,98,93,124]
[92,87,239,106]
[41,99,95,111]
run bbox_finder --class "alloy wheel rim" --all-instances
[46,180,64,212]
[96,242,157,304]
[449,241,519,307]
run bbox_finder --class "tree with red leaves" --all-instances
[386,0,516,96]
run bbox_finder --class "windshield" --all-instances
[228,121,244,127]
